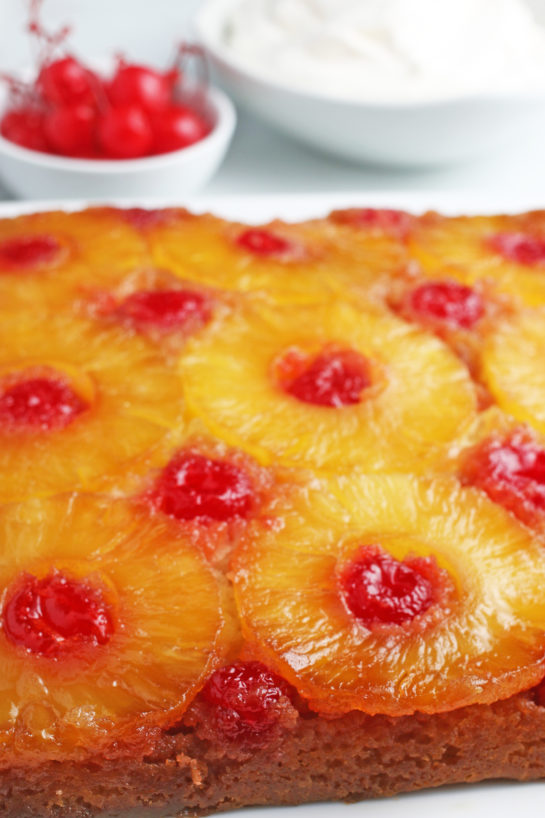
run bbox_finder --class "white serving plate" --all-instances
[3,189,545,222]
[1,190,545,818]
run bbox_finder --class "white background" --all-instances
[1,0,545,200]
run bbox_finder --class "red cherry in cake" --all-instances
[488,233,545,266]
[283,348,371,408]
[119,207,175,229]
[116,289,211,332]
[201,661,294,742]
[0,107,48,152]
[461,432,545,527]
[152,452,254,522]
[330,208,413,238]
[97,104,153,159]
[2,571,114,658]
[0,235,61,269]
[340,545,437,627]
[37,56,98,108]
[0,376,87,431]
[407,281,484,330]
[236,229,294,258]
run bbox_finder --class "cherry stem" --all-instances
[173,43,209,113]
[28,0,72,70]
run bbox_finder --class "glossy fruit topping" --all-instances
[2,571,114,658]
[151,104,210,153]
[461,432,545,527]
[181,301,477,472]
[407,281,484,330]
[283,348,371,408]
[340,545,436,627]
[0,376,87,431]
[236,229,294,258]
[489,233,545,266]
[97,104,153,159]
[37,56,97,107]
[116,289,210,332]
[0,234,61,269]
[234,474,545,716]
[0,493,223,760]
[201,661,293,742]
[152,452,254,522]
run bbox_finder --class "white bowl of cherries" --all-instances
[0,30,236,199]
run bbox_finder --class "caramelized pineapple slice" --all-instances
[0,493,225,764]
[234,474,545,717]
[143,210,345,304]
[0,313,185,502]
[0,208,152,313]
[481,310,545,436]
[181,300,477,472]
[321,207,414,301]
[409,210,545,307]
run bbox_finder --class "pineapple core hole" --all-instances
[339,544,443,628]
[2,571,114,658]
[407,280,484,330]
[488,232,545,266]
[276,346,371,408]
[0,234,63,270]
[0,366,90,432]
[461,431,545,528]
[114,288,211,333]
[235,228,296,258]
[152,451,255,522]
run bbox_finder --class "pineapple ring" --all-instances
[319,211,412,301]
[408,211,545,307]
[0,208,151,313]
[181,301,477,471]
[0,314,185,502]
[0,493,224,763]
[481,311,545,436]
[145,211,400,305]
[233,474,545,717]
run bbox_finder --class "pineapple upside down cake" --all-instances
[1,205,545,817]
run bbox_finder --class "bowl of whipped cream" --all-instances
[196,0,545,166]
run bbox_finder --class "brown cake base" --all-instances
[2,690,545,818]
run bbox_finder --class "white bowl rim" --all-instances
[0,84,236,173]
[196,0,545,110]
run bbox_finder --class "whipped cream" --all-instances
[222,0,545,102]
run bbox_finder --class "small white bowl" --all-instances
[196,0,545,168]
[0,85,236,200]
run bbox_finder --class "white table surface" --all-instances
[1,0,545,204]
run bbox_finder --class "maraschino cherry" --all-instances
[0,2,211,160]
[3,571,114,658]
[340,545,438,627]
